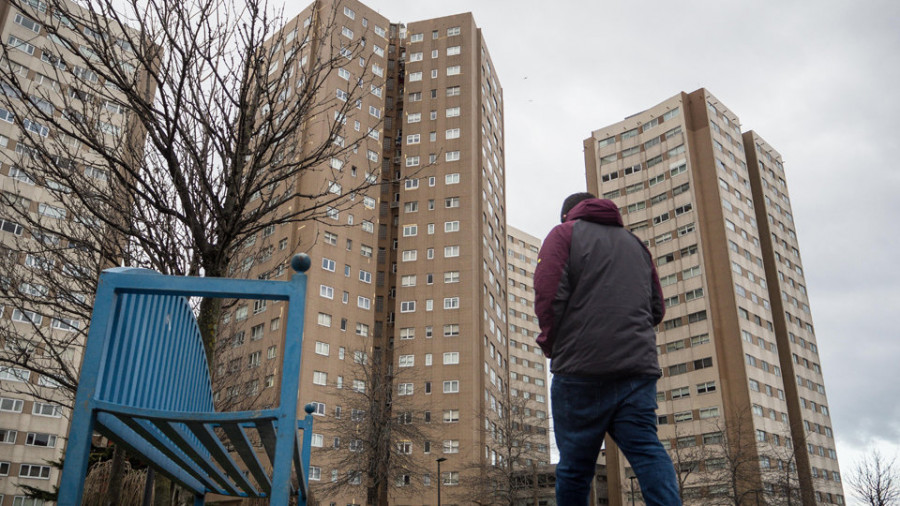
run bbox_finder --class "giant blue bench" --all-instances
[58,254,314,505]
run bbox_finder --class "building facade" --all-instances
[506,225,550,461]
[0,0,150,503]
[228,2,520,504]
[583,89,843,505]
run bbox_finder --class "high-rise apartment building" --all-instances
[583,89,843,505]
[506,225,551,454]
[232,2,514,504]
[0,0,147,503]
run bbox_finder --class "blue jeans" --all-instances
[552,375,680,506]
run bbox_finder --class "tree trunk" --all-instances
[104,445,126,505]
[152,474,170,506]
[197,296,223,367]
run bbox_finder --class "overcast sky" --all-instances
[283,1,900,502]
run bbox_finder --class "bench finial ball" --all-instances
[291,253,311,273]
[304,403,316,415]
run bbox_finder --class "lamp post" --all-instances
[436,457,447,506]
[629,475,637,506]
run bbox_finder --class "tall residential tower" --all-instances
[235,2,541,504]
[584,89,843,505]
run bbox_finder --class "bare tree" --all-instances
[0,0,383,390]
[761,430,802,506]
[661,408,767,506]
[458,394,552,506]
[660,406,809,506]
[849,449,899,506]
[0,0,387,501]
[312,347,431,506]
[666,421,714,505]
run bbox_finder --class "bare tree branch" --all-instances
[850,449,899,506]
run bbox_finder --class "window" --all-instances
[446,106,461,117]
[445,197,460,208]
[442,439,460,453]
[398,383,414,396]
[357,296,371,310]
[0,398,24,413]
[446,65,461,75]
[445,151,460,161]
[0,429,16,443]
[693,357,713,370]
[443,324,460,337]
[446,173,460,184]
[19,464,51,479]
[443,297,460,309]
[313,371,327,385]
[31,401,62,418]
[251,324,264,341]
[447,26,461,36]
[400,301,416,313]
[444,245,460,257]
[317,314,332,327]
[8,35,35,55]
[15,13,41,32]
[398,355,415,368]
[443,380,459,393]
[402,224,418,237]
[446,128,460,139]
[443,352,459,365]
[443,409,460,422]
[322,257,336,271]
[671,386,690,399]
[442,471,460,486]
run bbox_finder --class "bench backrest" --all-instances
[96,288,213,412]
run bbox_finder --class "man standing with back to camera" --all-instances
[534,192,680,505]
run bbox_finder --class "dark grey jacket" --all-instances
[534,198,665,377]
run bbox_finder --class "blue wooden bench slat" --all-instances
[183,421,261,497]
[97,412,225,495]
[257,418,279,467]
[148,419,238,495]
[95,412,211,494]
[58,254,314,506]
[220,423,273,496]
[92,400,281,423]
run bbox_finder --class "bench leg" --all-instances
[194,493,205,506]
[58,410,98,505]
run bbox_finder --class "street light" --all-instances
[436,457,448,506]
[629,475,637,506]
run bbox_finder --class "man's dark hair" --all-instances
[561,192,596,222]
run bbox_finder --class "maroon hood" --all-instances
[565,198,623,227]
